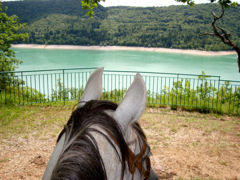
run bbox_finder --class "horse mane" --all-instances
[50,100,146,180]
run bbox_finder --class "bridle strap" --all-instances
[127,140,151,180]
[104,129,151,180]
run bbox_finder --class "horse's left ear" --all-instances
[113,73,146,131]
[78,67,104,108]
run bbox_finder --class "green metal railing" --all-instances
[0,67,239,115]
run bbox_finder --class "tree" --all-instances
[178,0,240,72]
[81,0,240,72]
[0,2,28,90]
[200,2,240,72]
[81,0,103,17]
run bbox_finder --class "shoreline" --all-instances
[12,44,237,56]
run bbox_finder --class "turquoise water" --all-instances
[14,48,239,81]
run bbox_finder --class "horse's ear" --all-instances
[113,73,146,131]
[78,67,104,108]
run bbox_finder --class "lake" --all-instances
[14,48,239,81]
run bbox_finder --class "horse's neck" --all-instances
[42,133,66,180]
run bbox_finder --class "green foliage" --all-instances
[101,88,127,103]
[143,72,240,114]
[81,0,101,17]
[4,0,240,51]
[0,86,46,104]
[0,2,28,90]
[0,3,28,71]
[176,0,195,6]
[215,0,239,8]
[51,79,84,101]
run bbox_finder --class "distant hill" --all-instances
[3,0,240,50]
[4,0,106,22]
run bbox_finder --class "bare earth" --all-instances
[12,44,237,56]
[0,107,239,180]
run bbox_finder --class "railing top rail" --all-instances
[104,69,221,78]
[0,67,222,78]
[220,79,240,83]
[0,67,97,74]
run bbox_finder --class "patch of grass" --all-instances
[162,142,169,147]
[1,105,239,143]
[0,158,9,163]
[177,114,238,135]
[171,104,178,110]
[230,143,239,149]
[142,109,239,139]
[170,127,178,133]
[0,105,72,140]
[219,160,228,166]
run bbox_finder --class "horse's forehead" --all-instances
[90,126,143,180]
[90,124,138,153]
[104,110,114,120]
[90,126,122,177]
[104,110,137,137]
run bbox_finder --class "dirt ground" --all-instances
[0,107,240,180]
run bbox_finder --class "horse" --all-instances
[42,68,158,180]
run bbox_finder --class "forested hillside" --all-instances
[3,0,240,50]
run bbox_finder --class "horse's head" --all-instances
[43,68,158,180]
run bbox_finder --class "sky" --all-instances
[101,0,210,7]
[100,0,240,7]
[2,0,240,7]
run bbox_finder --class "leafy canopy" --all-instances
[81,0,104,17]
[0,2,28,72]
[0,2,28,90]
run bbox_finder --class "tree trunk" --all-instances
[232,45,240,72]
[237,49,240,72]
[209,5,240,72]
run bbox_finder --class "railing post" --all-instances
[21,72,24,105]
[63,69,65,105]
[4,73,7,104]
[176,74,179,106]
[216,76,221,112]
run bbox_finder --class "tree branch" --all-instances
[199,32,215,36]
[204,4,240,72]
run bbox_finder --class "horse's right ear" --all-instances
[78,67,104,108]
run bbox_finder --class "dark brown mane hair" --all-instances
[50,100,147,180]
